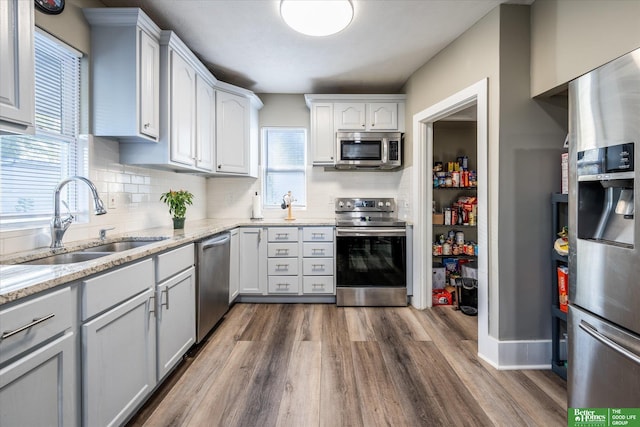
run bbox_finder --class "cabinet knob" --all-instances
[144,123,150,129]
[371,124,375,127]
[218,164,222,169]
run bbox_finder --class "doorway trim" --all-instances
[412,78,492,363]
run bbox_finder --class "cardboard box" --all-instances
[561,152,569,195]
[433,213,444,225]
[557,265,569,313]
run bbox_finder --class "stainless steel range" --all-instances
[335,197,408,306]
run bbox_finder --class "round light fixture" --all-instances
[280,0,353,37]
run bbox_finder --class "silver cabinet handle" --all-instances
[276,264,289,270]
[311,248,325,255]
[1,313,55,340]
[276,248,289,255]
[276,283,289,288]
[579,320,640,365]
[312,283,324,288]
[162,288,170,310]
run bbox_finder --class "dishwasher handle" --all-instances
[200,233,230,250]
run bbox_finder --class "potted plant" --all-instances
[160,189,194,229]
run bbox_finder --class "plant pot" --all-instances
[172,218,185,229]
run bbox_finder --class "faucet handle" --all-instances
[99,227,115,241]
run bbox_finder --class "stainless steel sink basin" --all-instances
[22,252,111,265]
[82,238,168,253]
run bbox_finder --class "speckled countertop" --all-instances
[0,218,335,306]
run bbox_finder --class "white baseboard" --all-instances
[479,336,552,370]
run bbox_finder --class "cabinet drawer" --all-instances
[302,227,333,242]
[82,259,154,321]
[267,258,299,276]
[156,244,194,283]
[303,258,334,276]
[0,287,71,364]
[267,227,299,242]
[303,276,335,294]
[268,243,299,258]
[303,242,333,258]
[268,276,300,294]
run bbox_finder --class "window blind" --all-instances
[0,30,82,228]
[263,128,307,207]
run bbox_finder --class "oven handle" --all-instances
[336,228,406,237]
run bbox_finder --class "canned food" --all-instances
[432,244,442,256]
[455,231,464,245]
[442,242,452,255]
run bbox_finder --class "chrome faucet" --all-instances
[51,176,107,248]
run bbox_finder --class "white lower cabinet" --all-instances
[229,228,240,303]
[302,227,335,295]
[81,259,156,427]
[0,286,77,427]
[82,287,156,427]
[155,244,195,381]
[239,228,267,294]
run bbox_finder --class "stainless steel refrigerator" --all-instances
[568,48,640,408]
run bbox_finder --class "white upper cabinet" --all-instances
[216,89,250,174]
[305,94,406,165]
[310,103,335,165]
[0,0,34,134]
[334,102,398,131]
[169,49,197,167]
[195,75,216,172]
[84,8,161,143]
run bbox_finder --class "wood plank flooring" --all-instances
[127,304,567,427]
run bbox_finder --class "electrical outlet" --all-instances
[107,193,116,209]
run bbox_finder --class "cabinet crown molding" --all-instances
[304,93,406,108]
[83,8,162,39]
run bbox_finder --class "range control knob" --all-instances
[385,201,391,207]
[378,201,384,208]
[338,201,345,208]
[346,202,352,208]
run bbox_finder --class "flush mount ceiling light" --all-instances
[280,0,354,37]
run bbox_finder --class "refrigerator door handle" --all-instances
[579,320,640,365]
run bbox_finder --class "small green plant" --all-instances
[160,189,194,219]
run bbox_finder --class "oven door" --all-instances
[335,227,407,306]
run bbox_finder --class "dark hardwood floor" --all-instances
[127,303,567,427]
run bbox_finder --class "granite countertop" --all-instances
[0,218,335,306]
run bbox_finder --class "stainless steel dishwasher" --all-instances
[195,232,230,343]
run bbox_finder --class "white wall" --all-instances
[206,94,413,221]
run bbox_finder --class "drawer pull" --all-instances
[311,233,324,238]
[276,248,289,255]
[1,313,55,340]
[276,264,289,271]
[312,249,325,255]
[312,283,324,288]
[312,264,325,270]
[149,295,156,315]
[277,283,290,288]
[276,233,289,239]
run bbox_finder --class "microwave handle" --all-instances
[382,139,388,163]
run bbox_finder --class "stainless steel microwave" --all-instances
[335,132,402,170]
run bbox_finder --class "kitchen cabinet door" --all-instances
[0,0,34,134]
[229,228,240,303]
[157,267,195,380]
[170,50,197,167]
[82,288,156,427]
[216,90,250,174]
[334,102,366,130]
[310,102,335,165]
[368,102,398,130]
[239,228,267,294]
[139,28,160,139]
[195,74,215,171]
[0,333,76,427]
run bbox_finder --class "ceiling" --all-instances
[100,0,522,94]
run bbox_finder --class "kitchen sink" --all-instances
[19,238,169,265]
[82,238,168,253]
[22,252,111,265]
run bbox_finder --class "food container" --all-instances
[451,171,460,187]
[455,231,464,245]
[442,242,452,255]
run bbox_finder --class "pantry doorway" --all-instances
[412,79,491,363]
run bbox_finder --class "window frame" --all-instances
[261,127,308,209]
[0,28,85,230]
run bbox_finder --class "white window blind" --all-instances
[0,30,82,228]
[263,128,307,207]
